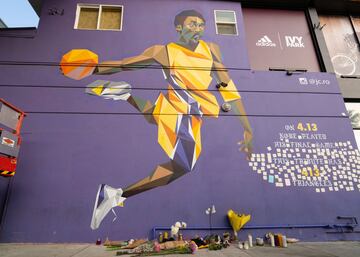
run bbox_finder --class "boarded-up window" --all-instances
[242,8,320,72]
[319,15,360,77]
[77,7,99,30]
[100,6,122,30]
[75,4,123,31]
[214,10,238,35]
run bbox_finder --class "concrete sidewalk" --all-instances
[0,241,360,257]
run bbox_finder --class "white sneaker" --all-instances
[90,184,126,230]
[85,80,132,100]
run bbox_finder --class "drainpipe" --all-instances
[326,216,359,234]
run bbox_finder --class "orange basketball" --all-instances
[60,49,98,80]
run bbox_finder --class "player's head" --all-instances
[174,10,205,45]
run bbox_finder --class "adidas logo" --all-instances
[256,35,276,47]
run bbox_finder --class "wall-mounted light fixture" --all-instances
[221,102,232,112]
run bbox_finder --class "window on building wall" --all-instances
[242,8,320,72]
[75,4,123,31]
[345,102,360,149]
[214,10,238,35]
[319,15,360,78]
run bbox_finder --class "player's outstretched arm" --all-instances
[60,45,167,79]
[208,42,253,159]
[95,45,167,75]
[230,99,253,159]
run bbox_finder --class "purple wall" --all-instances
[0,0,360,243]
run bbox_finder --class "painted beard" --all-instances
[180,29,203,46]
[191,34,201,43]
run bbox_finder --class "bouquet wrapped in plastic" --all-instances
[227,209,251,240]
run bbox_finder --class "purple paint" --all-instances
[0,0,359,243]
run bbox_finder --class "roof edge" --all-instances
[28,0,42,17]
[0,18,7,28]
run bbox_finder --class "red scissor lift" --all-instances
[0,99,26,177]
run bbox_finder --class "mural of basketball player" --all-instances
[60,10,253,229]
